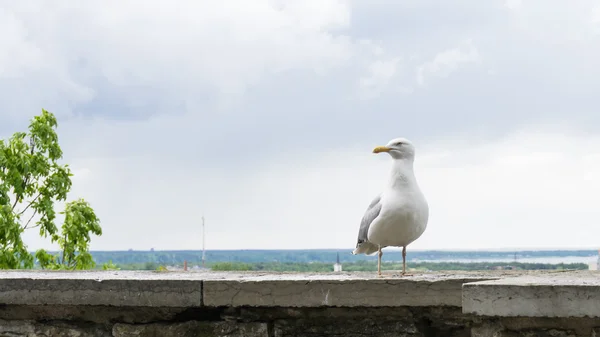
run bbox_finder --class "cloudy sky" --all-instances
[2,0,600,252]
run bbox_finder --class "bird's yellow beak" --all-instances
[373,146,391,153]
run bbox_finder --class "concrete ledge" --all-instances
[462,271,600,318]
[9,269,600,314]
[202,272,496,307]
[0,270,203,307]
[0,270,496,308]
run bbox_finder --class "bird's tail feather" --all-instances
[352,241,379,255]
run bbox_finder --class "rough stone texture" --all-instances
[470,317,600,337]
[472,325,579,337]
[472,325,580,337]
[270,309,471,337]
[226,306,472,337]
[471,322,504,337]
[112,321,268,337]
[0,306,472,337]
[0,319,111,336]
[203,272,496,307]
[0,305,224,324]
[499,317,600,335]
[273,318,420,337]
[463,271,600,318]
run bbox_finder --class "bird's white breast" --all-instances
[367,188,429,247]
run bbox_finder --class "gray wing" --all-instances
[356,194,382,245]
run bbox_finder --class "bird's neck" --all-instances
[388,159,416,189]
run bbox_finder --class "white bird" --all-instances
[352,137,429,277]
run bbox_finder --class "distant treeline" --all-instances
[75,249,598,267]
[24,249,598,270]
[89,260,589,272]
[209,260,589,272]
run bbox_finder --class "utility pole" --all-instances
[202,216,206,268]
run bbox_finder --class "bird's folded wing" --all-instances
[357,194,382,244]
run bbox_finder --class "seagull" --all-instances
[352,137,429,277]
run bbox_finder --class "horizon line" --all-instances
[78,247,600,252]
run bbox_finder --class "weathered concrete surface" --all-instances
[202,272,498,307]
[463,270,600,318]
[0,270,203,307]
[0,270,500,308]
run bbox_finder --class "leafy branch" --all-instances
[0,109,102,270]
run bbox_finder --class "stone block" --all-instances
[463,272,600,318]
[0,270,202,307]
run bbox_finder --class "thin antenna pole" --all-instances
[202,216,206,268]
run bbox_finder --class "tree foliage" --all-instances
[0,109,101,269]
[102,260,119,270]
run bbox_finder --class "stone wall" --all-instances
[0,270,598,336]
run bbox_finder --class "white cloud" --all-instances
[504,0,522,11]
[592,5,600,34]
[416,40,481,86]
[357,57,402,99]
[0,0,362,119]
[503,0,600,43]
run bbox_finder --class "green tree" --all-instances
[102,260,119,270]
[0,109,102,269]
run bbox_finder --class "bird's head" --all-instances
[372,137,415,160]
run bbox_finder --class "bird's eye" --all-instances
[395,142,403,146]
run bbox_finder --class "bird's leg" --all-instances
[401,246,413,276]
[377,246,383,277]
